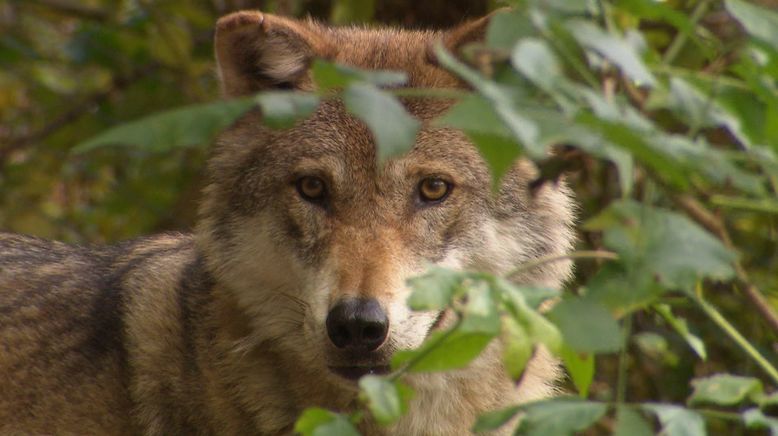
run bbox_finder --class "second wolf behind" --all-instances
[0,10,575,435]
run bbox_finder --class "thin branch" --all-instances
[694,292,778,385]
[508,250,619,280]
[662,0,714,65]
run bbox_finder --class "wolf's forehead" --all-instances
[327,28,459,88]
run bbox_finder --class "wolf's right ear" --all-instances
[214,11,335,96]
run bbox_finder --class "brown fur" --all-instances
[0,11,575,435]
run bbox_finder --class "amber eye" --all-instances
[419,177,451,203]
[296,176,326,201]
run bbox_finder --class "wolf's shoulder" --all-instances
[0,231,199,318]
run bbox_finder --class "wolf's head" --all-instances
[197,11,574,385]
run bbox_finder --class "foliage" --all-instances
[2,0,778,434]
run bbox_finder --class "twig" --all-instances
[22,0,109,21]
[616,314,632,405]
[694,290,778,385]
[0,64,157,161]
[672,194,778,335]
[508,250,618,279]
[662,0,714,65]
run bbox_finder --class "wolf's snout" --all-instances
[326,298,388,352]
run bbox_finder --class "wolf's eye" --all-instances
[419,177,451,203]
[296,176,326,201]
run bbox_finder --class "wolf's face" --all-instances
[197,11,574,386]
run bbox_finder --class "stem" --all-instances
[662,0,714,65]
[616,314,632,405]
[694,294,778,386]
[508,250,618,279]
[391,87,470,99]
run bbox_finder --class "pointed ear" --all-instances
[214,11,336,96]
[427,10,503,65]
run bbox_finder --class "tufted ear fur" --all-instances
[427,11,501,66]
[214,11,336,96]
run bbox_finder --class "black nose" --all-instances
[326,298,389,351]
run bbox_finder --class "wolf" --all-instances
[0,10,575,435]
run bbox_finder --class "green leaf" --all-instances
[688,374,764,407]
[511,38,563,94]
[585,200,737,302]
[359,376,411,426]
[726,0,778,52]
[312,60,407,91]
[472,405,521,433]
[486,9,535,50]
[516,399,607,436]
[437,96,522,183]
[391,328,494,373]
[560,344,595,397]
[460,281,501,334]
[255,92,320,129]
[742,408,778,434]
[614,406,654,436]
[294,408,361,436]
[494,280,561,311]
[434,45,544,158]
[566,20,655,87]
[502,288,563,354]
[654,304,707,360]
[548,298,622,353]
[343,83,420,161]
[615,0,694,34]
[501,315,533,381]
[642,404,706,436]
[406,268,465,311]
[73,97,256,153]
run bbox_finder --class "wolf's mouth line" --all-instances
[328,365,392,381]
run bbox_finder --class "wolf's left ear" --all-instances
[214,11,335,96]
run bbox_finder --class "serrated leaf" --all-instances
[548,298,622,353]
[359,376,411,426]
[560,344,595,397]
[688,374,764,407]
[294,408,361,436]
[615,406,654,436]
[566,19,655,87]
[642,404,706,436]
[255,91,320,129]
[73,97,255,153]
[472,405,521,433]
[343,83,420,161]
[516,399,607,436]
[391,328,494,373]
[585,200,737,297]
